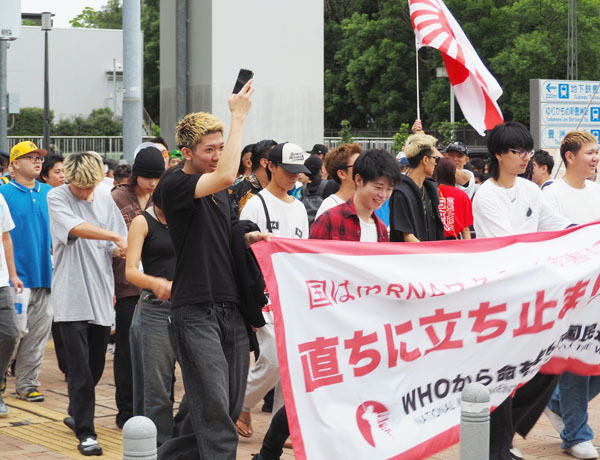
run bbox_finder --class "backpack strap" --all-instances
[256,192,273,233]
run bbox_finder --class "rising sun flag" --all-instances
[409,0,504,135]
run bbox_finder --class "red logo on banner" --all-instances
[356,401,393,447]
[306,280,332,309]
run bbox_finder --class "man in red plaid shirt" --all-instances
[310,149,401,242]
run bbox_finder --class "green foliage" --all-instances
[151,123,161,137]
[325,0,600,131]
[10,108,53,136]
[431,120,469,145]
[69,0,122,29]
[339,120,353,143]
[54,108,122,136]
[391,123,410,153]
[22,19,36,26]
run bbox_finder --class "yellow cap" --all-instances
[10,141,47,164]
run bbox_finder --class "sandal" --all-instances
[236,411,253,438]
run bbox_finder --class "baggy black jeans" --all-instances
[58,321,110,440]
[157,302,250,460]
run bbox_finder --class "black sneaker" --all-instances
[78,437,102,456]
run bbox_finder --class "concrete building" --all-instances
[159,0,324,150]
[6,26,124,121]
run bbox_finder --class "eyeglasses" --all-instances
[508,148,534,159]
[20,156,45,164]
[431,156,441,164]
[340,165,354,170]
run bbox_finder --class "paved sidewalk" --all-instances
[0,339,597,459]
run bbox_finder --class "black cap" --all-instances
[306,144,328,156]
[445,141,468,156]
[268,143,311,174]
[132,146,166,178]
[304,155,322,180]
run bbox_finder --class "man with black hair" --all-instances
[473,121,568,238]
[301,155,338,225]
[531,149,555,190]
[310,149,400,241]
[389,134,444,242]
[229,139,276,217]
[472,121,570,460]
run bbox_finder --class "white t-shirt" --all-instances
[241,189,309,239]
[0,194,15,287]
[457,168,475,199]
[473,177,570,238]
[543,178,600,224]
[359,217,378,242]
[315,193,345,222]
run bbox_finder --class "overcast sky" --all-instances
[21,0,109,29]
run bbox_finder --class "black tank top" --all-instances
[141,209,176,281]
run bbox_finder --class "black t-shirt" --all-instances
[161,169,238,307]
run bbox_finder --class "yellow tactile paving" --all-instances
[0,395,122,459]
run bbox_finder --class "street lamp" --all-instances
[41,12,52,151]
[436,66,455,125]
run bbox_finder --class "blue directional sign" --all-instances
[533,79,600,149]
[540,79,600,103]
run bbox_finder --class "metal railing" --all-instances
[324,137,395,151]
[6,136,154,159]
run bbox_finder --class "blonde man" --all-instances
[544,130,600,460]
[47,151,127,456]
[389,134,445,242]
[158,81,270,460]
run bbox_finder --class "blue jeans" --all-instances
[548,373,600,448]
[130,291,176,446]
[157,302,249,460]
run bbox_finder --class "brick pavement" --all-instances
[0,339,597,459]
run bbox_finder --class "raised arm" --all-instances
[194,80,254,198]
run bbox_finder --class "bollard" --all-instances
[122,416,157,460]
[460,382,490,460]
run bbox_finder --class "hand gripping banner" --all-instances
[251,222,600,460]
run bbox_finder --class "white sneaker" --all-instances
[566,441,599,459]
[0,394,8,417]
[544,407,565,434]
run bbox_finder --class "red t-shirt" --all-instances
[437,184,473,238]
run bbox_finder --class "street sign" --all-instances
[531,79,600,149]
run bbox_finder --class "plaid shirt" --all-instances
[309,197,388,242]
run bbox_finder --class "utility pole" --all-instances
[122,0,143,163]
[41,12,52,151]
[567,0,578,80]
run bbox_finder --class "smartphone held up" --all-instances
[233,69,254,94]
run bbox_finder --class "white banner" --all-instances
[252,222,600,460]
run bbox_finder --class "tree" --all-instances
[69,0,122,29]
[10,108,53,136]
[54,108,122,136]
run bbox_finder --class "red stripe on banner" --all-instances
[387,425,459,459]
[251,221,598,259]
[541,357,600,376]
[252,241,309,460]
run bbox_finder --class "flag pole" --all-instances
[415,42,421,120]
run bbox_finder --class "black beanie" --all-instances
[132,146,165,178]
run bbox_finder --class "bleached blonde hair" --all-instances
[404,133,439,159]
[175,112,225,149]
[64,151,105,188]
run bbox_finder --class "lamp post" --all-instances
[41,12,52,151]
